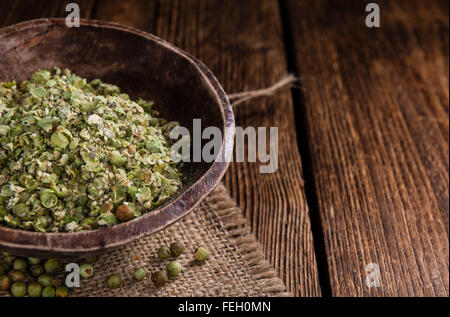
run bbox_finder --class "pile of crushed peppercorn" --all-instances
[0,68,182,233]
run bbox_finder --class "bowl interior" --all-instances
[0,19,233,257]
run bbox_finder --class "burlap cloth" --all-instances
[59,183,288,297]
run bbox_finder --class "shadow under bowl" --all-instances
[0,18,235,258]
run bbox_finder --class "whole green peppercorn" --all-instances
[42,286,56,297]
[152,271,168,287]
[115,204,135,222]
[0,275,10,291]
[44,258,60,275]
[170,242,184,258]
[107,274,121,289]
[27,282,42,297]
[37,274,53,287]
[166,261,182,277]
[12,258,28,273]
[194,247,210,262]
[3,254,16,265]
[8,270,25,282]
[0,263,9,275]
[27,257,41,265]
[10,282,27,297]
[80,263,94,279]
[133,268,146,281]
[55,286,69,297]
[29,264,44,277]
[157,246,171,260]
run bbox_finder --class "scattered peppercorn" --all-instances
[27,282,43,297]
[133,268,146,281]
[194,247,210,262]
[55,286,69,297]
[166,261,182,277]
[42,286,56,297]
[29,264,45,278]
[13,258,28,273]
[170,242,185,257]
[3,254,16,265]
[107,274,121,289]
[10,282,27,297]
[157,246,171,260]
[44,259,59,275]
[0,275,10,291]
[27,257,42,265]
[0,263,8,275]
[37,274,53,287]
[152,271,168,287]
[80,263,94,279]
[8,270,25,282]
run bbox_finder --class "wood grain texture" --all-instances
[284,0,449,296]
[94,0,321,296]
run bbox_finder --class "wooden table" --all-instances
[1,0,448,297]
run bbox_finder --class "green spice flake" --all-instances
[30,87,49,98]
[0,68,182,233]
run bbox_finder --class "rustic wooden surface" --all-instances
[0,0,448,297]
[283,0,449,296]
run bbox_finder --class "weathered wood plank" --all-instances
[284,0,449,296]
[95,0,321,296]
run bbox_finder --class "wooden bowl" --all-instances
[0,19,235,258]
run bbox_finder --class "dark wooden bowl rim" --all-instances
[0,18,235,257]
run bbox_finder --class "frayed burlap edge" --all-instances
[201,184,291,297]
